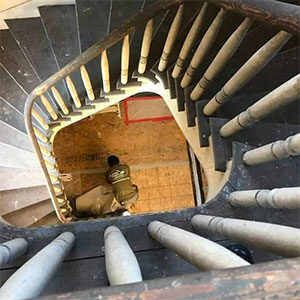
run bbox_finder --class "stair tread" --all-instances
[0,121,32,152]
[107,0,145,88]
[210,117,300,172]
[0,98,26,133]
[238,46,300,96]
[0,29,41,94]
[39,5,86,99]
[0,185,49,215]
[0,143,40,170]
[76,0,111,90]
[0,65,28,114]
[5,17,71,107]
[29,211,59,227]
[196,91,300,147]
[3,198,54,227]
[0,167,45,191]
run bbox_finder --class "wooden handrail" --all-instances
[205,0,300,36]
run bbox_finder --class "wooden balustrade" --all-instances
[220,74,300,137]
[158,5,184,72]
[0,233,75,300]
[40,95,58,120]
[45,160,56,170]
[33,128,48,143]
[49,175,59,183]
[192,215,300,257]
[31,109,49,130]
[66,76,82,108]
[203,30,292,115]
[181,8,227,88]
[104,226,142,285]
[148,221,249,270]
[172,3,208,78]
[80,65,95,100]
[101,50,110,93]
[121,35,130,84]
[243,133,300,165]
[138,19,153,74]
[39,145,51,157]
[229,187,300,209]
[0,238,28,267]
[54,186,62,193]
[190,17,253,100]
[51,86,69,115]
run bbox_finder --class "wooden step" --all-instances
[76,0,111,89]
[0,185,49,215]
[6,17,71,107]
[2,198,54,227]
[39,5,86,100]
[0,167,45,191]
[29,211,59,227]
[0,143,40,170]
[0,121,33,152]
[210,118,300,171]
[0,98,26,134]
[106,0,145,88]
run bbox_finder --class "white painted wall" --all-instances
[0,0,75,29]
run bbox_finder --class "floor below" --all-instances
[54,101,199,214]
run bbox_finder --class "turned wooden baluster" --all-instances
[203,30,292,115]
[243,133,300,165]
[190,17,253,100]
[31,109,49,130]
[172,3,208,79]
[104,226,143,285]
[181,8,227,88]
[45,160,56,170]
[229,187,300,210]
[80,65,95,100]
[148,221,249,270]
[40,94,57,120]
[66,76,81,108]
[33,128,48,143]
[39,144,51,157]
[51,86,69,115]
[101,50,110,93]
[121,35,130,84]
[220,74,300,138]
[192,215,300,257]
[158,5,184,72]
[138,19,153,74]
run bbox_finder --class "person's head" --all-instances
[107,155,120,167]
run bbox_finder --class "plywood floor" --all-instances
[53,105,195,214]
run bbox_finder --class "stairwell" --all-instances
[0,0,299,298]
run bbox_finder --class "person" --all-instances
[70,155,138,218]
[105,155,139,207]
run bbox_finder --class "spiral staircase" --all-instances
[0,0,299,299]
